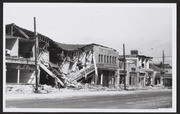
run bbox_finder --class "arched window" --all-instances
[99,54,101,62]
[112,57,114,64]
[110,56,111,63]
[101,55,103,63]
[115,57,116,64]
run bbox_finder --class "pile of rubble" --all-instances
[6,82,119,94]
[6,85,35,94]
[66,83,110,91]
[6,84,61,94]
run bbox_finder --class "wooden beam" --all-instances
[92,51,98,85]
[13,24,30,39]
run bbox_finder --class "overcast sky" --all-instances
[4,3,176,65]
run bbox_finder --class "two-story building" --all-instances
[50,42,119,87]
[151,63,172,87]
[119,50,154,87]
[5,23,56,85]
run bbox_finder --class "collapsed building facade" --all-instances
[5,23,119,88]
[49,42,119,87]
[5,23,64,86]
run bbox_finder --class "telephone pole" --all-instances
[34,17,39,92]
[162,50,165,71]
[162,50,165,86]
[123,44,126,90]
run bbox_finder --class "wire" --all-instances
[153,56,172,58]
[139,41,171,54]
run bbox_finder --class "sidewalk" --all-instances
[5,88,172,101]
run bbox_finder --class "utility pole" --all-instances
[162,50,165,86]
[34,17,39,92]
[123,44,126,90]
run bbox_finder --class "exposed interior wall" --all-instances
[49,48,59,64]
[39,67,55,86]
[6,63,35,84]
[20,69,34,83]
[39,51,50,66]
[19,41,35,59]
[6,68,18,83]
[6,38,18,56]
[49,43,62,64]
[101,70,110,87]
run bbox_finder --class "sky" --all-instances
[4,3,176,65]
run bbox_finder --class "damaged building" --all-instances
[49,42,119,87]
[150,63,172,87]
[5,23,119,88]
[119,50,154,87]
[5,23,63,87]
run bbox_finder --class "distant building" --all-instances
[151,63,172,87]
[119,50,154,87]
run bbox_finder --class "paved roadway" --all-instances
[6,90,172,109]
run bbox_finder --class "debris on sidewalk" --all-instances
[6,85,35,94]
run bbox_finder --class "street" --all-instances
[6,90,172,109]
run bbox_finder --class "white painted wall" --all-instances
[6,38,19,57]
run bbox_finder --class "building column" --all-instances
[152,72,156,85]
[100,73,103,85]
[37,66,40,85]
[92,51,98,85]
[160,75,163,85]
[116,68,120,89]
[126,64,129,87]
[136,72,139,87]
[143,75,146,87]
[17,69,20,84]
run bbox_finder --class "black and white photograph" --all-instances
[3,3,177,113]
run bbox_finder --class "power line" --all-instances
[153,56,172,58]
[139,41,171,54]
